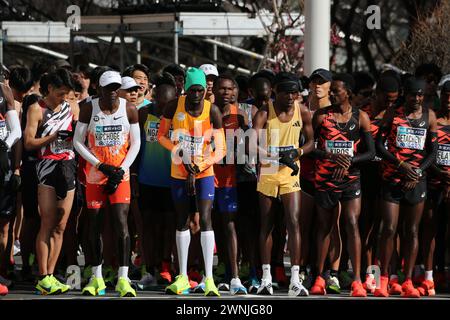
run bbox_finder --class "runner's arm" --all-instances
[250,107,269,160]
[73,102,101,167]
[352,110,375,164]
[157,99,178,151]
[299,104,314,156]
[24,103,57,150]
[1,84,22,149]
[375,108,399,164]
[419,109,438,171]
[120,104,141,171]
[310,109,328,159]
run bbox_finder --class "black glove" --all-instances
[0,140,9,177]
[10,174,21,192]
[279,149,300,176]
[57,130,74,140]
[98,163,120,177]
[104,168,125,195]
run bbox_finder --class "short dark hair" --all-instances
[123,64,150,79]
[39,68,74,96]
[153,72,176,88]
[213,73,237,89]
[163,64,185,78]
[333,73,356,93]
[9,66,34,93]
[352,71,374,94]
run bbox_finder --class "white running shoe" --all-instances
[288,281,309,296]
[230,278,247,295]
[257,278,273,295]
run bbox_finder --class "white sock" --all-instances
[118,266,129,279]
[390,274,398,280]
[424,270,433,281]
[291,265,300,284]
[262,264,271,281]
[176,230,191,276]
[200,231,215,278]
[92,265,103,278]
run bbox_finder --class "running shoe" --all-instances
[310,276,326,295]
[374,276,389,297]
[82,276,106,296]
[230,278,247,295]
[257,278,273,295]
[288,281,309,296]
[218,282,230,291]
[338,270,353,289]
[204,277,220,297]
[115,277,137,297]
[36,275,61,295]
[192,278,206,293]
[363,274,376,294]
[326,275,341,294]
[247,277,260,294]
[300,271,313,289]
[166,274,190,295]
[50,275,70,293]
[388,278,402,295]
[188,268,203,284]
[401,279,420,298]
[350,281,367,297]
[0,283,8,296]
[417,279,435,296]
[137,273,156,290]
[159,261,172,284]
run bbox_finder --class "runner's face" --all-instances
[119,88,138,104]
[186,85,205,105]
[214,79,235,106]
[378,91,399,109]
[132,70,148,96]
[405,92,424,109]
[310,77,330,100]
[48,85,71,105]
[174,75,185,95]
[251,82,271,101]
[99,83,120,106]
[206,75,217,94]
[330,80,348,105]
[275,90,296,109]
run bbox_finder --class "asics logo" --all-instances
[419,121,426,127]
[349,124,356,131]
[355,190,361,196]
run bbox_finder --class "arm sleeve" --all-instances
[120,123,141,171]
[376,128,399,165]
[73,122,101,167]
[312,148,327,159]
[352,131,375,164]
[419,131,438,171]
[197,128,226,172]
[157,117,176,151]
[5,110,22,149]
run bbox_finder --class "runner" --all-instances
[23,68,77,295]
[199,64,219,104]
[252,72,314,296]
[122,64,151,109]
[310,73,375,297]
[157,67,225,296]
[163,64,186,97]
[374,78,438,298]
[73,70,141,297]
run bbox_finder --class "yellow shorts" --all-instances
[257,166,301,198]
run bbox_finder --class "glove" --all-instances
[98,163,120,177]
[279,149,300,176]
[10,174,21,192]
[57,130,74,140]
[104,168,125,195]
[286,161,299,176]
[0,140,9,177]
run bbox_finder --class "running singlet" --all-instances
[0,86,10,143]
[260,100,302,175]
[170,96,214,180]
[315,106,361,191]
[86,97,130,185]
[382,106,429,183]
[214,104,239,188]
[428,123,450,188]
[36,100,75,161]
[138,103,172,188]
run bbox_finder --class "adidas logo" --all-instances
[292,121,302,127]
[293,181,300,188]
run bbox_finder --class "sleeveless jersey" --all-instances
[214,104,239,188]
[36,100,75,161]
[0,85,10,143]
[138,102,172,188]
[259,100,302,175]
[171,96,214,180]
[315,106,361,191]
[428,123,450,188]
[382,106,429,184]
[86,97,130,185]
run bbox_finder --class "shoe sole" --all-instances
[257,287,273,295]
[165,288,190,295]
[205,291,220,297]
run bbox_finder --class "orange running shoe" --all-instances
[189,279,199,290]
[388,278,402,295]
[350,281,367,297]
[310,276,326,295]
[363,274,376,294]
[417,280,435,296]
[0,283,7,296]
[401,279,420,298]
[374,275,389,297]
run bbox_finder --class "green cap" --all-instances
[184,67,207,91]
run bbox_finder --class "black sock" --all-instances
[300,266,308,274]
[39,274,47,280]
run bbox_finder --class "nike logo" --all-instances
[355,190,361,196]
[421,192,426,198]
[208,193,214,197]
[224,123,237,127]
[114,116,124,120]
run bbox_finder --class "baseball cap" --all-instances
[99,71,122,87]
[120,76,141,90]
[199,64,219,77]
[310,68,332,82]
[441,80,450,93]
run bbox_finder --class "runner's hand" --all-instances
[402,180,418,191]
[98,163,120,177]
[332,167,348,181]
[10,173,21,192]
[104,168,125,194]
[186,173,196,196]
[399,162,419,181]
[328,153,351,169]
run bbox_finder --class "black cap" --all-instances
[442,80,450,93]
[274,72,301,92]
[310,68,332,82]
[404,78,426,94]
[377,76,399,93]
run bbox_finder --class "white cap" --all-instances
[199,64,219,77]
[120,76,141,90]
[99,71,122,87]
[439,74,450,87]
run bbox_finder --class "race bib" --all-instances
[267,145,295,165]
[178,133,204,157]
[50,138,73,154]
[437,143,450,166]
[325,140,354,157]
[0,120,9,141]
[95,125,124,147]
[396,126,426,150]
[146,121,172,143]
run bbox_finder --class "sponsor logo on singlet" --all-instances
[437,143,450,166]
[396,126,426,150]
[325,140,354,156]
[95,125,124,146]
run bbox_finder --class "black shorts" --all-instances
[0,177,18,219]
[381,179,427,205]
[315,181,361,209]
[138,184,174,212]
[36,159,76,200]
[300,177,315,197]
[20,160,39,219]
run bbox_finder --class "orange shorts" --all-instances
[85,180,131,209]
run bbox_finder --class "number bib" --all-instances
[178,133,204,157]
[267,145,295,165]
[95,125,124,147]
[396,126,426,150]
[325,140,354,157]
[0,120,8,141]
[50,138,73,154]
[437,143,450,166]
[146,121,172,142]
